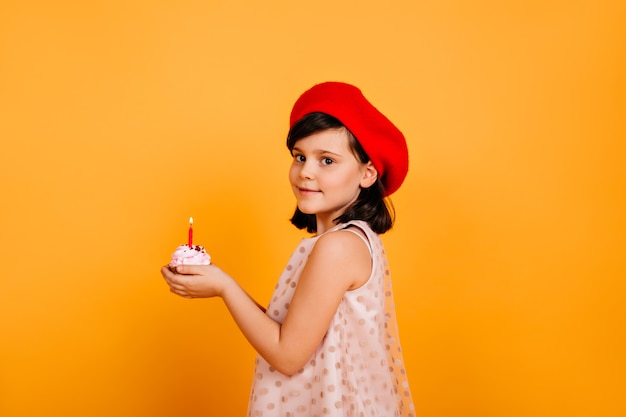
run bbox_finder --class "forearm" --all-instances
[220,278,305,375]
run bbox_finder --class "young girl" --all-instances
[161,82,415,417]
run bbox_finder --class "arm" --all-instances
[161,230,371,375]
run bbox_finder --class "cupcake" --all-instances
[169,244,211,271]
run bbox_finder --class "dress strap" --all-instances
[337,224,373,257]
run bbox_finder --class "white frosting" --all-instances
[169,245,211,267]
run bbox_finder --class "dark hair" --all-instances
[286,112,395,234]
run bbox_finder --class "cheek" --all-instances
[325,172,359,193]
[339,168,363,186]
[288,164,298,184]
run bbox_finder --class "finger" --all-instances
[175,264,205,275]
[162,267,186,285]
[161,271,178,287]
[161,266,180,281]
[167,281,186,291]
[170,287,190,298]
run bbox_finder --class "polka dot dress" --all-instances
[247,221,415,417]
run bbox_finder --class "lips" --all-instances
[297,186,320,195]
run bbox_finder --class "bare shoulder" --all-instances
[315,227,369,255]
[310,227,372,289]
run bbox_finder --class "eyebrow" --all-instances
[292,146,343,157]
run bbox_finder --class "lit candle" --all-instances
[188,217,194,247]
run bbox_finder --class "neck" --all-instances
[315,216,336,235]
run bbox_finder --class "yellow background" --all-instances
[1,1,624,416]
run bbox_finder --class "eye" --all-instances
[321,157,334,166]
[293,154,306,162]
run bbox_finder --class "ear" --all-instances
[360,161,378,189]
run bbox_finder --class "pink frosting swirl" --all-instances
[169,244,211,267]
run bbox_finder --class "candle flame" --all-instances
[189,217,193,225]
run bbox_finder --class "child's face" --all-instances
[289,128,377,231]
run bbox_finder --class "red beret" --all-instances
[289,82,408,196]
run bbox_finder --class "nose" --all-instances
[298,160,315,180]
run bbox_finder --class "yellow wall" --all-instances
[1,1,624,416]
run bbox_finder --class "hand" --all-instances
[160,264,231,299]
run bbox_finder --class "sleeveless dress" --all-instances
[247,221,415,417]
